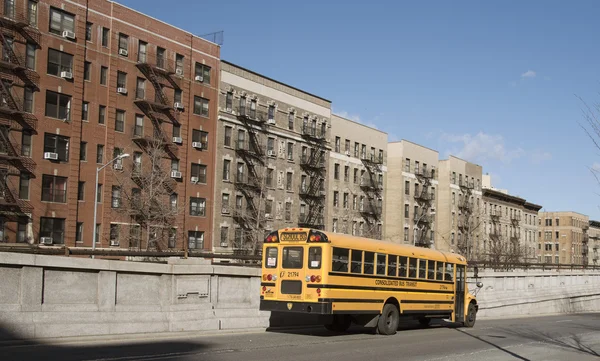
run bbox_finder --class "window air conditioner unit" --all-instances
[172,136,182,144]
[267,119,276,125]
[174,102,184,110]
[118,48,128,56]
[267,150,275,157]
[171,170,182,178]
[117,87,128,95]
[113,163,123,170]
[62,30,76,40]
[192,141,203,149]
[110,240,119,246]
[44,152,58,160]
[40,237,53,245]
[194,75,203,82]
[345,150,350,156]
[175,68,183,76]
[220,242,228,247]
[191,176,199,183]
[60,71,73,79]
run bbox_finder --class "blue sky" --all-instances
[121,0,600,219]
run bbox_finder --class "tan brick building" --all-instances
[329,114,387,240]
[481,189,541,263]
[385,140,438,246]
[0,0,219,250]
[436,156,483,256]
[538,211,589,265]
[213,61,331,254]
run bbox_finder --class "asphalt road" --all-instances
[3,313,600,361]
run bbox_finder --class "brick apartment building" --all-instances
[0,0,219,250]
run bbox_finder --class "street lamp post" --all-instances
[92,153,130,257]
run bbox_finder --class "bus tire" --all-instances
[377,303,400,335]
[463,303,476,328]
[325,315,351,332]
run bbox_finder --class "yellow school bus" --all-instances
[259,228,481,335]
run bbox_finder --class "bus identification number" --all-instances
[280,232,306,242]
[287,271,300,278]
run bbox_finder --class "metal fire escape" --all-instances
[510,212,521,245]
[413,168,434,247]
[0,9,39,221]
[359,152,383,239]
[298,147,326,230]
[457,181,474,255]
[583,224,589,265]
[134,52,181,160]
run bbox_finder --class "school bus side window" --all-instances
[282,247,303,269]
[445,263,454,281]
[427,260,435,279]
[387,255,397,277]
[332,247,349,272]
[364,251,375,274]
[408,258,417,278]
[265,247,278,268]
[376,253,386,275]
[308,247,322,269]
[399,256,408,277]
[436,262,445,280]
[351,250,362,273]
[419,259,427,278]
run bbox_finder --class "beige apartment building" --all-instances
[328,115,387,239]
[538,211,589,265]
[213,61,331,255]
[385,141,439,246]
[481,188,541,263]
[589,220,600,265]
[437,156,483,256]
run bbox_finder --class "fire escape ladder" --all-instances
[0,31,38,91]
[0,12,42,48]
[0,78,19,112]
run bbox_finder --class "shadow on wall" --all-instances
[0,324,209,361]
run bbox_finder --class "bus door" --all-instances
[454,265,466,321]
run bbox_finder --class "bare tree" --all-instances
[110,134,186,252]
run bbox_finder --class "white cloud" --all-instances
[440,132,525,164]
[521,70,536,78]
[592,162,600,172]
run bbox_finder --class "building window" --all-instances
[222,159,230,181]
[81,101,88,121]
[333,191,339,207]
[41,175,67,203]
[23,88,33,113]
[45,90,71,121]
[267,168,274,187]
[288,112,294,130]
[287,142,294,160]
[193,96,209,117]
[335,136,340,152]
[101,27,109,47]
[194,63,211,84]
[192,129,208,150]
[3,0,14,19]
[268,105,275,121]
[77,181,84,201]
[353,169,358,184]
[343,193,349,208]
[334,163,340,180]
[79,141,87,161]
[43,133,69,162]
[21,132,31,157]
[285,202,291,221]
[267,137,275,155]
[265,199,273,217]
[25,42,35,70]
[117,71,127,89]
[220,227,228,247]
[85,22,92,41]
[83,61,91,81]
[224,126,232,147]
[27,0,37,27]
[96,144,104,164]
[286,172,293,191]
[96,183,103,203]
[404,204,409,218]
[191,163,207,183]
[40,217,65,244]
[19,172,30,199]
[188,231,204,249]
[115,109,125,132]
[111,186,121,208]
[118,33,128,55]
[98,105,106,124]
[405,181,410,195]
[100,66,107,85]
[344,166,349,182]
[49,8,74,35]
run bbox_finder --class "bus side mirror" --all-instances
[473,266,479,278]
[476,281,483,288]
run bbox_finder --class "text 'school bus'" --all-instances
[259,228,482,335]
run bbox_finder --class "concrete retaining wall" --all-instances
[0,253,269,340]
[468,269,600,319]
[1,253,600,341]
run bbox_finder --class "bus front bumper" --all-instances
[260,299,332,314]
